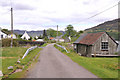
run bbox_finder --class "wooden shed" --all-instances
[73,32,118,57]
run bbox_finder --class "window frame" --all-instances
[101,42,108,51]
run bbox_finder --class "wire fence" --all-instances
[22,46,37,59]
[56,44,69,53]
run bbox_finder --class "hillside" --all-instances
[85,18,119,31]
[85,18,119,40]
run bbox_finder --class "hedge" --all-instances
[2,39,45,47]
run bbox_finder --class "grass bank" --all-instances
[9,48,42,78]
[2,47,27,75]
[2,43,47,78]
[54,43,119,79]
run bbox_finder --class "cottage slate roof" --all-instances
[74,32,105,45]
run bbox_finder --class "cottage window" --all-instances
[101,42,108,50]
[1,35,3,38]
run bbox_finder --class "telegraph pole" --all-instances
[11,8,13,48]
[57,25,58,42]
[57,25,58,37]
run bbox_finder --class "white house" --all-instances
[59,38,64,42]
[21,31,30,40]
[8,34,17,39]
[36,36,38,39]
[0,31,8,40]
[35,39,44,42]
[54,35,65,42]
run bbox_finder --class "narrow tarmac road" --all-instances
[26,44,97,78]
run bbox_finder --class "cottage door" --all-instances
[86,46,88,56]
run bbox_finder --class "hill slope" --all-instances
[85,18,119,31]
[85,18,119,40]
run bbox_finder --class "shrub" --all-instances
[2,39,19,47]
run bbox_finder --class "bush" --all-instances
[2,39,45,47]
[2,39,19,47]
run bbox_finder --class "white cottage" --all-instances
[8,34,17,39]
[21,31,30,40]
[0,31,8,40]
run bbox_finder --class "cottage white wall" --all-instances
[8,34,17,39]
[0,31,8,40]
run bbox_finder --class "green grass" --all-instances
[41,43,48,47]
[2,43,48,78]
[9,48,42,78]
[2,47,27,74]
[54,44,119,79]
[2,47,27,57]
[1,47,43,78]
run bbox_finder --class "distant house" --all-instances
[21,31,30,40]
[0,31,8,40]
[59,38,64,42]
[49,37,54,40]
[55,38,64,42]
[36,36,38,39]
[8,34,17,39]
[35,39,44,42]
[73,32,118,57]
[55,36,64,42]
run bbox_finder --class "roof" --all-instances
[21,31,30,39]
[36,39,44,42]
[79,32,104,45]
[74,32,105,45]
[49,37,54,40]
[74,33,87,44]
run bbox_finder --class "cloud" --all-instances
[13,3,35,10]
[0,0,119,31]
[0,0,35,10]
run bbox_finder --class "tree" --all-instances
[2,29,11,34]
[43,29,47,38]
[65,24,77,37]
[47,28,62,37]
[76,30,84,36]
[18,34,22,39]
[34,37,37,40]
[44,36,49,41]
[38,35,43,39]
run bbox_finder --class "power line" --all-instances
[71,1,120,25]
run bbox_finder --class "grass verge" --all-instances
[8,48,42,78]
[2,47,27,75]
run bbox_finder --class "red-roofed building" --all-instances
[49,37,54,40]
[73,32,118,57]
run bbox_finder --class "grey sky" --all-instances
[0,0,119,31]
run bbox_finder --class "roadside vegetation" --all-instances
[2,43,47,78]
[54,43,119,79]
[2,47,27,78]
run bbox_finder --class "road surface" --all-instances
[26,44,97,78]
